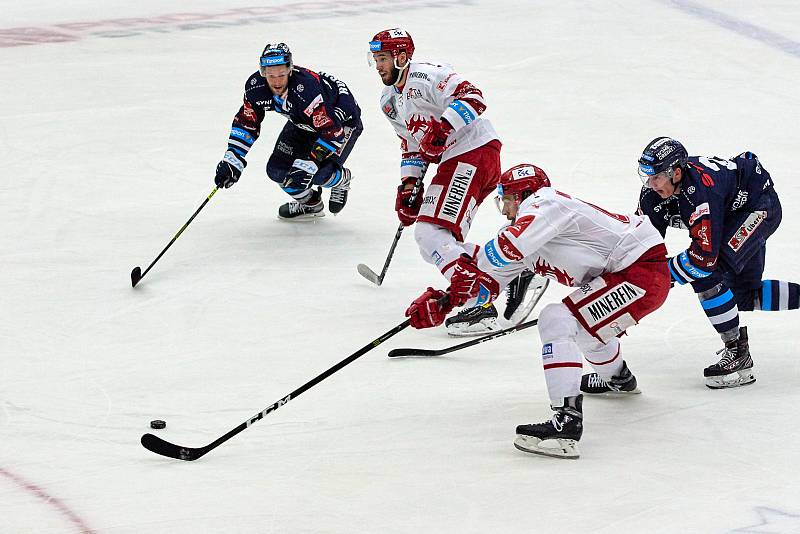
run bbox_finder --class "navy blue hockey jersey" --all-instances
[225,67,360,162]
[637,152,773,282]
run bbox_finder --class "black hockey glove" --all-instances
[215,151,246,189]
[310,137,342,162]
[280,159,318,194]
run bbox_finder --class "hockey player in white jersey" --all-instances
[404,164,671,459]
[369,29,544,335]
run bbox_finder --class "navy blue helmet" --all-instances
[638,137,688,182]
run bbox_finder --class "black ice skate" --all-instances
[327,168,351,215]
[580,360,641,396]
[445,302,501,337]
[278,188,325,221]
[704,326,755,389]
[504,271,549,325]
[514,395,583,459]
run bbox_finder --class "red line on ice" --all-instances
[0,466,97,534]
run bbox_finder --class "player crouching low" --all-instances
[214,43,363,220]
[404,164,671,459]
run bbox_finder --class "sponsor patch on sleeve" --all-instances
[688,202,710,226]
[728,210,767,251]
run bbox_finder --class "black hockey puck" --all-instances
[150,420,166,430]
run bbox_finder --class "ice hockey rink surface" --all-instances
[2,1,800,532]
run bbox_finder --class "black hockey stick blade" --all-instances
[141,433,208,461]
[357,174,424,288]
[141,317,413,461]
[357,263,383,286]
[388,318,539,358]
[131,186,218,288]
[131,266,143,287]
[387,347,441,357]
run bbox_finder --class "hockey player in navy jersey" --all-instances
[632,137,798,389]
[215,43,363,220]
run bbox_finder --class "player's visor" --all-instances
[494,190,518,214]
[638,165,674,187]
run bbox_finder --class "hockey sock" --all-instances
[321,168,349,189]
[581,337,623,379]
[755,280,800,311]
[280,185,315,203]
[414,222,478,279]
[541,340,583,403]
[698,283,740,339]
[537,303,583,402]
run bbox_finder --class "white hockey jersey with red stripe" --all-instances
[379,60,498,181]
[476,188,664,287]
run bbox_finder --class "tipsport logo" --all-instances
[484,240,509,268]
[260,55,287,66]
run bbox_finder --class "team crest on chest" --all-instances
[533,258,574,286]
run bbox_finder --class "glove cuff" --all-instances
[223,151,246,172]
[441,100,476,132]
[291,158,319,176]
[401,176,420,188]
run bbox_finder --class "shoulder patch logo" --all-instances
[507,215,535,238]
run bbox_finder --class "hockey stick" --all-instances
[357,174,425,286]
[131,187,218,287]
[388,317,539,358]
[141,317,412,461]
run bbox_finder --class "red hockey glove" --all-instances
[418,119,453,164]
[395,179,424,226]
[405,287,453,329]
[449,254,500,308]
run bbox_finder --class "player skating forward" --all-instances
[635,137,798,388]
[369,29,545,335]
[215,43,363,220]
[404,164,671,459]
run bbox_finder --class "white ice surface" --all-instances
[2,1,800,532]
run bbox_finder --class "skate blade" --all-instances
[278,212,326,222]
[514,435,580,459]
[582,387,642,397]
[446,318,502,338]
[506,277,549,323]
[705,370,756,389]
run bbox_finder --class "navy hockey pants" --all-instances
[266,119,363,187]
[691,188,782,309]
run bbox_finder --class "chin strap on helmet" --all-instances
[392,57,410,86]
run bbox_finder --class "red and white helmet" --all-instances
[369,28,415,59]
[498,164,551,202]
